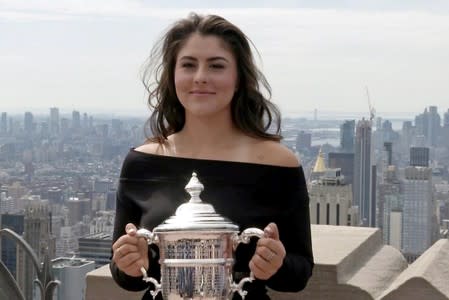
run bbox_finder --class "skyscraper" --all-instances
[50,107,60,136]
[442,109,449,148]
[340,120,355,153]
[0,214,24,277]
[296,131,312,151]
[328,152,354,186]
[444,109,449,127]
[401,166,436,262]
[427,106,440,147]
[24,112,34,134]
[410,147,429,167]
[1,112,7,134]
[384,142,393,166]
[378,166,402,249]
[415,106,441,147]
[17,200,56,300]
[353,119,374,227]
[308,168,356,226]
[78,233,112,268]
[72,110,81,131]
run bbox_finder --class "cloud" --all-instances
[1,1,448,114]
[1,0,448,22]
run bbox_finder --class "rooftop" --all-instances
[52,257,95,268]
[85,225,449,300]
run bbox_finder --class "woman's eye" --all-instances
[181,63,195,68]
[210,64,224,69]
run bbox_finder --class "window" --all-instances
[336,204,340,225]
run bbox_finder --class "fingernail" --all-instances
[127,228,136,234]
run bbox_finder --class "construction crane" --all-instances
[365,86,376,122]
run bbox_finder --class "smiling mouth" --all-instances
[190,91,216,95]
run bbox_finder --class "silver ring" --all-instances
[267,251,275,262]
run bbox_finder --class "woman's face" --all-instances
[174,33,238,119]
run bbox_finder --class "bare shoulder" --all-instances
[134,140,168,156]
[252,140,301,167]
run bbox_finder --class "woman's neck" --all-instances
[169,114,247,158]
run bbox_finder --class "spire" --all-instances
[313,148,327,173]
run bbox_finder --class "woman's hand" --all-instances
[249,222,286,280]
[112,223,149,277]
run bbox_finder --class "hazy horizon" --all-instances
[1,0,449,117]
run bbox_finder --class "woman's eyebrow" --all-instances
[179,56,229,62]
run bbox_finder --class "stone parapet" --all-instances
[85,225,449,300]
[379,239,449,300]
[85,265,144,300]
[269,225,408,300]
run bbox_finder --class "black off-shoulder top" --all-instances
[110,148,314,300]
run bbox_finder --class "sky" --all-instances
[1,0,449,119]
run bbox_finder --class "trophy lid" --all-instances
[154,172,239,232]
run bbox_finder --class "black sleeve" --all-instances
[265,167,314,292]
[109,179,151,291]
[109,153,162,292]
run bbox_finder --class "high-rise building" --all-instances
[328,152,354,186]
[0,213,24,277]
[72,110,81,131]
[378,166,402,249]
[78,233,112,268]
[442,109,449,148]
[83,112,88,130]
[401,166,436,262]
[399,121,414,157]
[61,117,70,136]
[296,131,312,151]
[410,147,429,167]
[427,106,440,147]
[48,187,63,205]
[309,168,357,226]
[1,112,8,134]
[50,107,60,135]
[52,257,95,300]
[67,197,91,225]
[24,112,34,134]
[354,119,374,227]
[415,106,441,147]
[17,200,56,300]
[340,120,355,153]
[444,109,449,127]
[384,142,393,166]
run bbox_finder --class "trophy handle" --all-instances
[231,227,264,299]
[136,228,159,244]
[136,228,161,299]
[140,267,162,299]
[232,227,264,250]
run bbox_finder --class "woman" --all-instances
[110,13,314,299]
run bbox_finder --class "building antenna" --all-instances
[365,86,376,122]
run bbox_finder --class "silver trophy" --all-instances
[136,172,264,299]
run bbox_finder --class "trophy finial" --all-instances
[185,172,204,203]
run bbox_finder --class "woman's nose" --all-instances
[194,66,208,84]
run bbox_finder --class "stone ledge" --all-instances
[85,226,449,300]
[269,225,408,300]
[85,264,145,300]
[379,239,449,300]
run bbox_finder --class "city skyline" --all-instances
[1,0,449,117]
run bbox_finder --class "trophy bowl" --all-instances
[136,172,264,300]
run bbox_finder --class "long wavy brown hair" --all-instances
[142,12,282,143]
